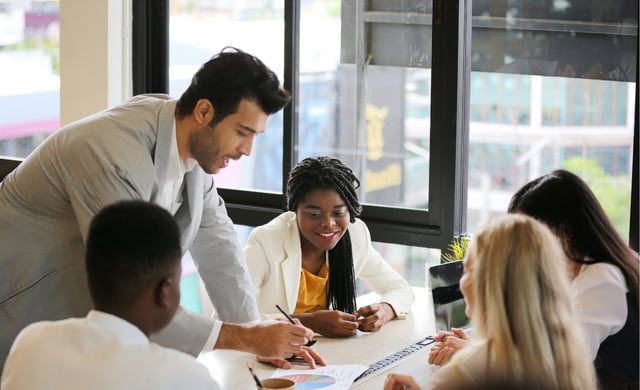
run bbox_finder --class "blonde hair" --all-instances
[451,214,596,390]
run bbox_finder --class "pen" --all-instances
[275,304,317,346]
[246,362,264,388]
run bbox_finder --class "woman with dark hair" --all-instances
[508,169,639,390]
[244,156,414,342]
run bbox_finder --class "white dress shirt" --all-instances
[571,261,629,359]
[152,123,220,353]
[1,311,220,390]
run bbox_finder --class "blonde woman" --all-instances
[385,214,597,390]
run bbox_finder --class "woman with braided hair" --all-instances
[244,156,414,342]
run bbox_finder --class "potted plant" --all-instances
[441,234,471,263]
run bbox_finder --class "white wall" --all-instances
[59,0,131,125]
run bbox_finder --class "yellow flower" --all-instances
[442,236,470,263]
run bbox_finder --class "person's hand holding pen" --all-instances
[216,313,318,367]
[255,305,328,369]
[275,304,318,347]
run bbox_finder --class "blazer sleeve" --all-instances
[351,219,415,318]
[189,179,260,325]
[150,306,219,357]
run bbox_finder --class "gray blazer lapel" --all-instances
[153,98,179,184]
[175,170,201,252]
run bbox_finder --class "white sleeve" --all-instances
[571,263,628,360]
[351,220,415,317]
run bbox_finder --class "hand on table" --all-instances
[428,327,470,366]
[256,346,328,369]
[384,373,422,390]
[355,303,396,332]
[294,310,358,337]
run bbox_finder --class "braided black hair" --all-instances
[287,156,362,313]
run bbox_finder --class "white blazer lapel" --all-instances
[281,215,303,312]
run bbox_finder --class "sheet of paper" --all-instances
[272,364,368,390]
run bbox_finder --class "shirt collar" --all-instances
[166,121,183,181]
[170,120,199,177]
[87,310,148,345]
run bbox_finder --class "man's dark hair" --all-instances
[176,47,291,126]
[86,200,182,309]
[286,156,363,313]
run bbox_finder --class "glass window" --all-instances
[0,0,60,158]
[168,1,285,192]
[366,242,440,292]
[298,1,432,210]
[169,1,435,211]
[467,0,637,239]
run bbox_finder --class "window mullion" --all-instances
[283,1,301,200]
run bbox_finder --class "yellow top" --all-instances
[294,262,329,313]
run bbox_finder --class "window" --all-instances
[1,1,636,283]
[0,0,60,158]
[157,0,469,258]
[467,0,637,239]
[136,0,640,266]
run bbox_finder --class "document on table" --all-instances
[272,364,368,390]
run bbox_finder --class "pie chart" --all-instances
[280,374,337,389]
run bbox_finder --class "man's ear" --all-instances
[154,277,174,308]
[194,99,215,125]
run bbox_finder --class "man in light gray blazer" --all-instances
[0,48,316,373]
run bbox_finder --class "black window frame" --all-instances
[132,0,638,254]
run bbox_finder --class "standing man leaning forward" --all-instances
[0,47,319,371]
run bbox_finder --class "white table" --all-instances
[198,287,439,389]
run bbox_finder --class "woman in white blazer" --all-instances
[244,156,414,338]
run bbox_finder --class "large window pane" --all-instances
[467,0,637,239]
[298,1,432,210]
[0,0,60,158]
[169,1,285,192]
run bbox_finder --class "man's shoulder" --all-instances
[11,318,87,351]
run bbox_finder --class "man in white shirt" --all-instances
[2,201,219,389]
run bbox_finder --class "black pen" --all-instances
[275,304,317,346]
[246,362,264,388]
[275,304,297,323]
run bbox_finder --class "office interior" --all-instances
[0,0,638,308]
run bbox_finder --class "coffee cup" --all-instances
[257,377,296,389]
